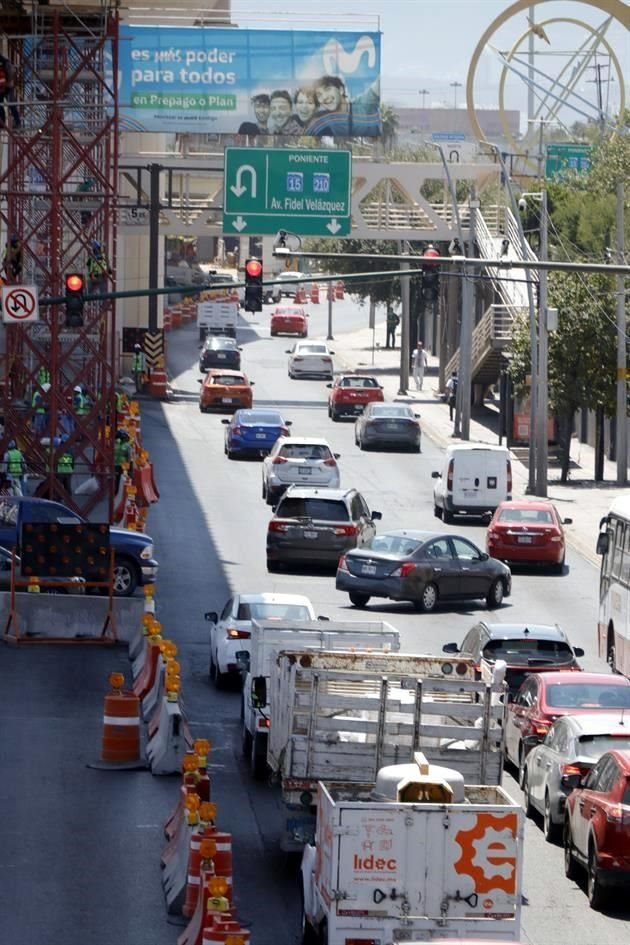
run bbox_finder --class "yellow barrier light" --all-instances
[199,839,217,859]
[200,801,216,822]
[207,876,228,896]
[184,793,200,811]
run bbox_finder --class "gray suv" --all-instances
[266,486,382,571]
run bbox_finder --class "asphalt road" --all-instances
[2,305,630,945]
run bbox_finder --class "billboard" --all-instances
[118,27,381,137]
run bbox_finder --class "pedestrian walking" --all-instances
[86,240,111,295]
[0,54,21,131]
[3,439,25,495]
[385,307,400,349]
[411,341,429,391]
[445,370,458,422]
[132,343,147,393]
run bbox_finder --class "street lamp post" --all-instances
[450,80,462,112]
[419,88,430,109]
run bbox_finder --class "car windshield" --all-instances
[297,345,327,354]
[279,444,331,460]
[546,683,630,709]
[206,337,237,350]
[213,375,244,386]
[370,405,413,418]
[237,602,312,620]
[276,498,350,522]
[341,377,378,388]
[483,638,575,664]
[368,534,422,556]
[577,735,630,758]
[239,411,282,425]
[498,507,553,524]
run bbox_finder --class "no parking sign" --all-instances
[1,284,40,323]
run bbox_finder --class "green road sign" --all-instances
[545,143,592,180]
[223,147,352,237]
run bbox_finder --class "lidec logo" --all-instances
[353,854,397,871]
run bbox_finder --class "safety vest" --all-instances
[57,452,74,474]
[114,441,130,466]
[32,391,45,413]
[87,254,108,279]
[74,392,89,415]
[132,352,145,372]
[7,448,23,474]
[37,367,51,385]
[115,392,124,414]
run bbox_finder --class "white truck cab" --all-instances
[432,443,512,523]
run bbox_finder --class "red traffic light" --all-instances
[65,273,84,293]
[245,258,263,279]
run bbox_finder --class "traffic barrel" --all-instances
[101,673,142,765]
[310,283,319,304]
[335,280,345,300]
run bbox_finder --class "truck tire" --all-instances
[301,885,320,945]
[442,508,454,524]
[250,731,267,780]
[113,556,138,596]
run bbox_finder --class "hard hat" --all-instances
[8,439,16,449]
[116,429,130,442]
[41,382,51,392]
[91,240,101,252]
[73,385,82,392]
[134,343,141,350]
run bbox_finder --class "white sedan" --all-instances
[262,436,341,505]
[206,592,316,686]
[286,341,334,379]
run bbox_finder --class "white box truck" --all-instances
[301,753,524,945]
[432,444,512,523]
[268,651,506,850]
[241,619,400,784]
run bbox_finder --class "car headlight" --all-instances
[140,544,154,560]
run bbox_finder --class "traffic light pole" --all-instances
[535,190,549,497]
[398,254,410,395]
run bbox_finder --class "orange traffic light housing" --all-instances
[65,272,85,327]
[244,257,263,312]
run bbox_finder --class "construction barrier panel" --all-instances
[134,465,160,507]
[142,654,165,720]
[133,642,161,700]
[162,821,194,915]
[147,699,188,775]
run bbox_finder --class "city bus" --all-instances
[596,495,630,676]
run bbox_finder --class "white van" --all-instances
[432,444,512,522]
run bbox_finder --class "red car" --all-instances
[198,369,254,413]
[564,749,630,909]
[270,305,308,338]
[505,671,630,783]
[486,499,572,572]
[327,374,384,421]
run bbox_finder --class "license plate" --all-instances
[385,422,401,430]
[296,467,311,475]
[304,530,318,539]
[362,564,377,575]
[255,433,267,439]
[221,397,234,404]
[217,353,226,359]
[518,535,532,544]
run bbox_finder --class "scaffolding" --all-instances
[0,1,118,517]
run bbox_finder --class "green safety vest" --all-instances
[57,452,74,474]
[115,392,124,413]
[75,393,89,415]
[87,254,108,278]
[7,448,23,474]
[37,367,50,385]
[132,352,146,372]
[114,441,130,466]
[32,391,45,413]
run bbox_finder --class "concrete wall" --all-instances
[1,594,145,646]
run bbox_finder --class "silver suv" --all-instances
[266,486,382,572]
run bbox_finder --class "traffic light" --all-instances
[421,246,440,302]
[244,257,263,312]
[64,273,85,327]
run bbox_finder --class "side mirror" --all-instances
[197,378,203,384]
[326,383,332,388]
[334,453,341,459]
[371,510,383,521]
[251,675,267,708]
[285,350,292,355]
[221,419,230,425]
[431,471,440,479]
[250,381,255,386]
[522,734,542,748]
[476,552,489,562]
[330,351,335,355]
[563,518,572,525]
[285,420,293,426]
[238,347,243,351]
[205,611,218,623]
[596,532,609,555]
[574,647,585,658]
[414,413,421,419]
[317,615,330,622]
[442,642,459,654]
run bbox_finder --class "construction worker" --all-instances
[2,234,23,282]
[0,53,21,131]
[86,240,111,295]
[3,439,25,495]
[56,440,74,494]
[114,428,132,491]
[32,383,49,436]
[73,384,90,417]
[36,365,51,386]
[132,343,147,393]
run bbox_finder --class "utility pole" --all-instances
[398,254,411,395]
[326,284,334,341]
[459,196,478,441]
[418,88,430,110]
[535,189,549,497]
[148,163,162,333]
[616,181,627,486]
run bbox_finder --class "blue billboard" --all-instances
[118,27,381,137]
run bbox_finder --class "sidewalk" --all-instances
[331,320,624,567]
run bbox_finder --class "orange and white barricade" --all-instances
[310,283,319,304]
[335,279,345,300]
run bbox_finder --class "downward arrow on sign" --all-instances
[232,216,247,232]
[326,218,341,234]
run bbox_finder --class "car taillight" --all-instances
[293,356,304,361]
[334,524,358,536]
[323,457,337,467]
[272,456,288,464]
[446,458,454,492]
[392,562,417,578]
[258,717,271,729]
[268,520,290,533]
[606,805,630,824]
[227,628,251,639]
[232,425,243,435]
[561,762,590,778]
[550,534,563,542]
[337,555,348,571]
[507,459,512,494]
[530,717,551,736]
[280,427,290,436]
[322,357,332,363]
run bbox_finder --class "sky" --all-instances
[230,0,629,126]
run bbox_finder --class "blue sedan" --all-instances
[222,409,292,459]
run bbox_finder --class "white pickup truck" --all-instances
[241,619,400,785]
[301,753,524,945]
[267,651,507,850]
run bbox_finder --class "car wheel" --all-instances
[552,556,565,575]
[487,578,504,609]
[518,745,527,788]
[331,409,338,422]
[209,650,216,682]
[262,481,267,500]
[543,792,560,844]
[607,634,617,674]
[270,331,277,337]
[349,592,370,608]
[442,508,454,524]
[433,504,443,520]
[226,448,234,460]
[327,404,332,418]
[522,771,535,819]
[418,582,438,613]
[267,558,281,573]
[113,557,138,597]
[564,820,579,880]
[250,731,268,780]
[588,844,608,910]
[414,442,421,453]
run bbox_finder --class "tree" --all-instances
[507,270,618,481]
[379,102,399,152]
[302,237,404,306]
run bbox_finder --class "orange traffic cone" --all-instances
[88,672,147,771]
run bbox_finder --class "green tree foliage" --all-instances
[508,270,617,481]
[303,237,403,305]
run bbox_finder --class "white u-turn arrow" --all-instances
[230,165,257,198]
